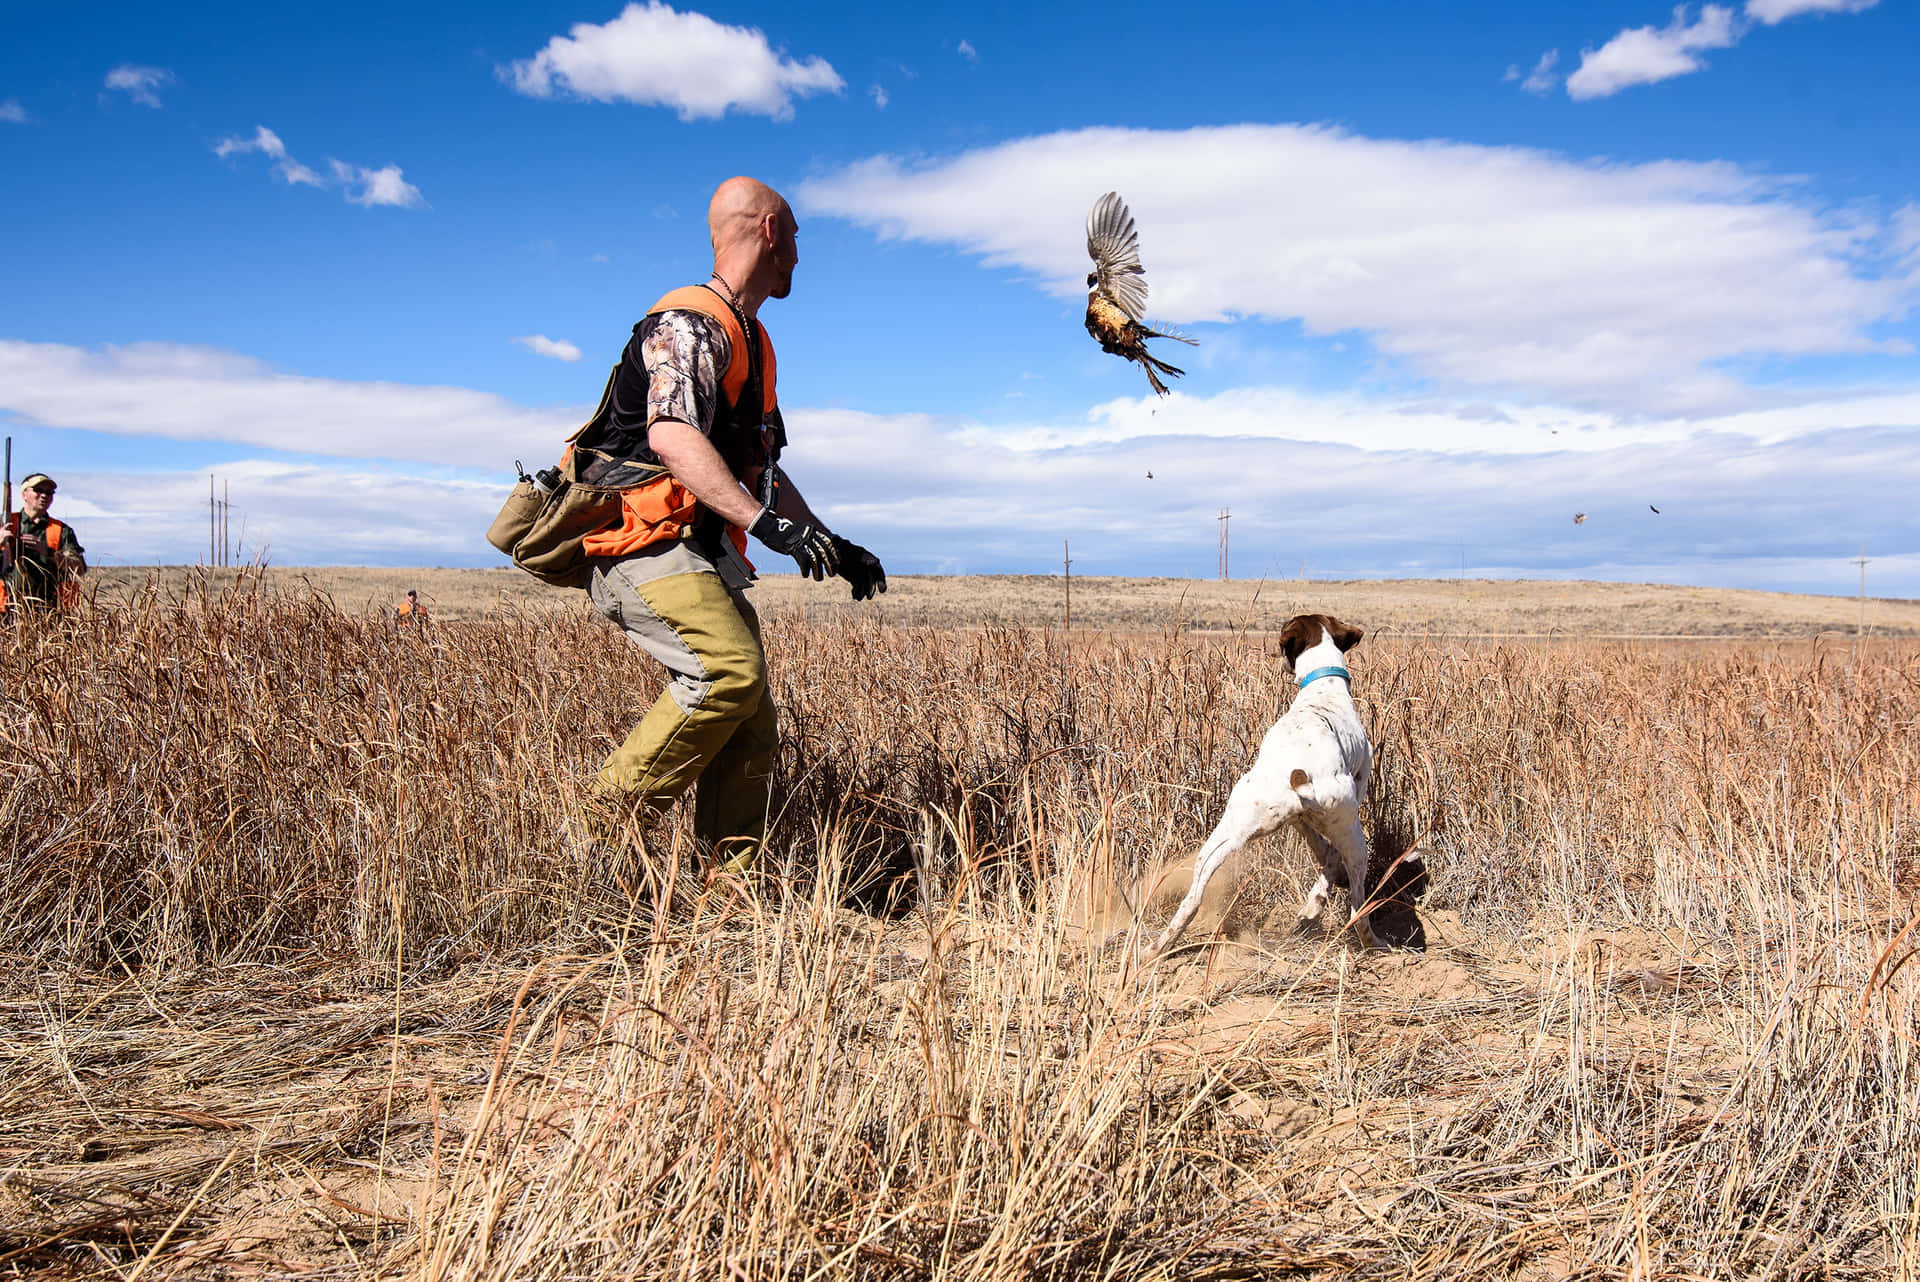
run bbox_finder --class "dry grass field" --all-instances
[5,569,1917,1278]
[89,563,1920,637]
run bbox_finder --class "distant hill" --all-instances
[89,565,1919,638]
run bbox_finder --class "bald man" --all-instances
[576,176,887,869]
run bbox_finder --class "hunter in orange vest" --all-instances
[580,176,888,870]
[2,472,87,614]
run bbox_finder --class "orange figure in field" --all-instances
[395,588,428,624]
[1,472,88,614]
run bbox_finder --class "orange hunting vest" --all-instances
[579,287,778,561]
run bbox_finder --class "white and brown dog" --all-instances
[1139,613,1394,965]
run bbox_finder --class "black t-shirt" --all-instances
[576,306,785,488]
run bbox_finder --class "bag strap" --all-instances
[564,362,622,445]
[696,282,764,427]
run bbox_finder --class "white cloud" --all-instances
[215,129,423,207]
[870,84,889,109]
[799,124,1916,414]
[1894,204,1920,267]
[781,404,1920,589]
[1507,49,1560,94]
[1746,0,1877,22]
[513,335,583,362]
[64,460,515,568]
[278,158,326,187]
[215,125,286,160]
[10,338,1916,589]
[1562,0,1877,99]
[58,435,1920,591]
[503,1,843,122]
[213,124,326,187]
[780,404,1920,589]
[103,64,175,108]
[0,99,27,124]
[335,162,427,209]
[1566,5,1741,99]
[0,340,575,466]
[957,39,978,62]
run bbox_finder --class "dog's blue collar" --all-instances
[1297,665,1351,689]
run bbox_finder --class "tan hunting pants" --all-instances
[587,542,776,859]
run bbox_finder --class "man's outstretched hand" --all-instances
[749,509,839,580]
[831,536,887,601]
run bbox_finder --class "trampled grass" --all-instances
[2,571,1916,1278]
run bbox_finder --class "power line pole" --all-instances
[1854,543,1869,638]
[1217,508,1230,580]
[209,475,216,566]
[1063,539,1071,629]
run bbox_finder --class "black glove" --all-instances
[831,536,887,601]
[749,508,839,580]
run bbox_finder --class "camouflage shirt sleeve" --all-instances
[637,309,731,439]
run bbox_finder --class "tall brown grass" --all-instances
[3,571,1915,1278]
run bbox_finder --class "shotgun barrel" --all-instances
[2,435,12,584]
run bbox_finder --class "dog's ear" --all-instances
[1329,618,1364,652]
[1278,615,1317,671]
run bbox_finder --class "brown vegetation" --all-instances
[3,571,1917,1278]
[89,563,1920,635]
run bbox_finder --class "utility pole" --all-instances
[222,479,230,567]
[1063,539,1071,629]
[1854,543,1869,638]
[1217,508,1230,580]
[209,475,216,566]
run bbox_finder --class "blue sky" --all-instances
[4,0,1917,594]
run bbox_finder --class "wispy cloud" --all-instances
[1747,0,1878,23]
[213,125,325,187]
[0,98,27,124]
[214,127,425,208]
[503,1,842,121]
[1556,0,1880,100]
[956,39,978,62]
[103,64,175,108]
[1503,50,1561,95]
[869,84,889,109]
[801,124,1919,415]
[512,335,583,362]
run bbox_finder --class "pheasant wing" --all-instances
[1086,191,1149,322]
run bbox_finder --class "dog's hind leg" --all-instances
[1324,811,1378,948]
[1297,827,1341,921]
[1139,786,1290,966]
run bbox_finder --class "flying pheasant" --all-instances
[1084,191,1195,396]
